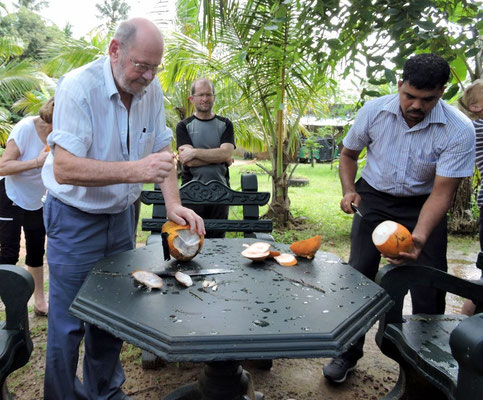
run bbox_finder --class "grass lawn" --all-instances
[137,160,477,260]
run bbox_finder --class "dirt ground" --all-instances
[4,239,480,400]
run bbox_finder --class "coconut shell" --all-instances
[372,220,413,258]
[289,235,322,259]
[161,221,204,261]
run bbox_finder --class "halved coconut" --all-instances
[274,253,297,266]
[289,235,322,259]
[132,270,164,289]
[241,248,270,261]
[175,271,193,287]
[241,242,272,262]
[372,220,413,258]
[162,221,204,261]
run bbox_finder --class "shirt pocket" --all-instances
[137,130,156,159]
[410,159,437,182]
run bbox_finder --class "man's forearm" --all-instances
[187,147,233,164]
[54,154,141,186]
[339,153,358,195]
[53,145,175,186]
[159,167,182,210]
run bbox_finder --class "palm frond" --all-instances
[0,36,25,61]
[0,59,42,105]
[0,106,12,148]
[41,32,110,78]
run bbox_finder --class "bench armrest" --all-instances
[375,264,483,326]
[450,313,483,374]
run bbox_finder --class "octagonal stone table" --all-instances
[70,238,392,400]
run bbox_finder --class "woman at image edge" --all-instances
[0,97,54,316]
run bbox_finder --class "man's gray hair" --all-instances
[114,20,137,48]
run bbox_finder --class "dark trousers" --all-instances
[0,179,45,267]
[186,203,229,238]
[342,178,448,361]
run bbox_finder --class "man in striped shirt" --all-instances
[323,53,475,384]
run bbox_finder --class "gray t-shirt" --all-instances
[176,115,235,185]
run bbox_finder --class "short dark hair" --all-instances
[402,54,450,90]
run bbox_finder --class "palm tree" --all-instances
[192,0,354,226]
[14,0,49,12]
[41,31,111,78]
[160,0,265,152]
[0,35,44,145]
[96,0,130,31]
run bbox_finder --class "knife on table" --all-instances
[152,268,234,277]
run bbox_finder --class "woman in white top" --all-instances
[0,97,54,316]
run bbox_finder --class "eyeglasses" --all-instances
[129,57,165,74]
[193,94,215,99]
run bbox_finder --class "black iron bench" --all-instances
[140,173,273,369]
[141,174,273,241]
[375,261,483,400]
[0,265,34,400]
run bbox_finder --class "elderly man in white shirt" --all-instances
[41,18,204,400]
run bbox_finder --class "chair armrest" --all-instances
[450,313,483,374]
[0,264,34,330]
[375,264,483,325]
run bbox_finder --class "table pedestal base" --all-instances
[163,361,264,400]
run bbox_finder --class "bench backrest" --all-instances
[141,174,273,236]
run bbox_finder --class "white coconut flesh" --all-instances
[132,270,163,289]
[371,220,398,246]
[173,230,201,258]
[249,242,272,253]
[175,271,193,287]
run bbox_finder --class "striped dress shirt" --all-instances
[343,94,475,196]
[41,57,173,214]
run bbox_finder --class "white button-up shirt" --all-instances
[42,56,172,213]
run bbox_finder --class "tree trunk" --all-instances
[267,142,295,227]
[448,176,478,234]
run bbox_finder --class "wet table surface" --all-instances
[70,238,392,363]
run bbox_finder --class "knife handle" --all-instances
[161,232,171,261]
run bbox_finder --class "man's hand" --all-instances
[166,204,206,236]
[137,152,176,184]
[383,232,424,265]
[340,192,361,215]
[178,146,197,164]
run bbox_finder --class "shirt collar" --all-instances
[382,93,447,130]
[103,57,119,99]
